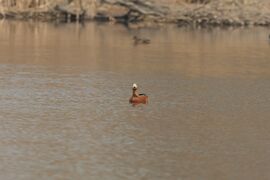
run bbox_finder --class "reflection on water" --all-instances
[0,21,270,180]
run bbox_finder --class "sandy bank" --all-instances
[0,0,270,27]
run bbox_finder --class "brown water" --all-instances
[0,20,270,180]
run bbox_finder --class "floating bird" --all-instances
[129,83,148,105]
[133,36,151,45]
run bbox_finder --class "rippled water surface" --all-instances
[0,21,270,180]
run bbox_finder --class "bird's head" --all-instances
[132,83,138,90]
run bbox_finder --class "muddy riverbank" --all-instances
[0,0,270,27]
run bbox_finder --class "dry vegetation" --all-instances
[0,0,269,26]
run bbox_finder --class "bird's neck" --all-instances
[132,89,139,97]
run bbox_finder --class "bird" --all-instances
[133,36,151,45]
[129,83,148,105]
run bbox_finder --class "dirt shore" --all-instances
[0,0,270,27]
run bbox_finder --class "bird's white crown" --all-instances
[132,83,138,89]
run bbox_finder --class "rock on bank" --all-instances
[0,0,269,26]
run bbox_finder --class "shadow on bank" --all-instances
[0,0,270,27]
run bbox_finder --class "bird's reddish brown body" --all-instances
[129,84,148,105]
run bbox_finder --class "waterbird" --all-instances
[133,36,151,45]
[129,83,148,105]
